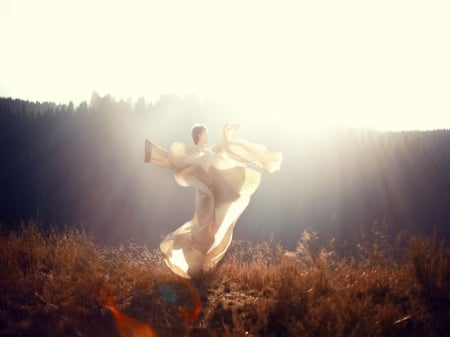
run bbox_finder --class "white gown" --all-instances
[145,124,282,278]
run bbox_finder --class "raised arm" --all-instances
[144,139,171,168]
[220,124,282,173]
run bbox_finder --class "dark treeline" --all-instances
[1,94,449,249]
[0,93,217,245]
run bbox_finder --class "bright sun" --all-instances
[1,0,449,131]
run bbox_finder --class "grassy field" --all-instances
[0,221,449,337]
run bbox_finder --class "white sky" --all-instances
[1,0,449,131]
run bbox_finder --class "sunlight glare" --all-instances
[1,0,449,130]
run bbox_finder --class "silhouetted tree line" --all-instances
[1,94,449,248]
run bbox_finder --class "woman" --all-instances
[145,123,282,278]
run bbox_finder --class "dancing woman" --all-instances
[145,124,282,278]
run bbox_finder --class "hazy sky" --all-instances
[1,0,449,131]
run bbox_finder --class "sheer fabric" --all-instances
[145,124,282,278]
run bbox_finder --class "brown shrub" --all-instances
[0,220,448,337]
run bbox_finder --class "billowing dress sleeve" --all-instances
[220,124,282,173]
[144,139,170,168]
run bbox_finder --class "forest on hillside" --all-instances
[1,95,450,249]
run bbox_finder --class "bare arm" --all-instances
[211,143,223,153]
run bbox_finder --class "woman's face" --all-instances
[198,129,208,145]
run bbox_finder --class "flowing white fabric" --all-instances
[145,124,282,278]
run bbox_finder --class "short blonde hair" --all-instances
[191,123,207,145]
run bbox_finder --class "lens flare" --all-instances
[103,297,157,337]
[178,279,202,325]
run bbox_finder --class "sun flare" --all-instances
[1,0,449,131]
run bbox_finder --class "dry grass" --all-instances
[0,220,449,337]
